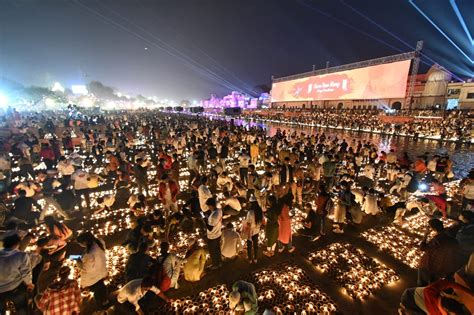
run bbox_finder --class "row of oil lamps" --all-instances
[308,242,399,300]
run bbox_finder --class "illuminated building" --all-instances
[270,51,470,110]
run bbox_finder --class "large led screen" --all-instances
[271,60,411,102]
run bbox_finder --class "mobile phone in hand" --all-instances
[68,255,81,261]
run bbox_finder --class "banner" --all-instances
[271,60,411,102]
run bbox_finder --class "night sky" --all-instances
[0,0,472,100]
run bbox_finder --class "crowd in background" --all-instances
[0,106,472,314]
[243,109,472,141]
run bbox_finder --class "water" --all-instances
[227,117,473,179]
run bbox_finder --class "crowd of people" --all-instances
[243,109,472,142]
[0,106,472,314]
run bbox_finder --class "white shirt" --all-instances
[78,241,108,288]
[198,184,212,212]
[117,279,160,311]
[222,197,241,211]
[221,229,241,258]
[207,208,222,239]
[239,155,250,168]
[243,209,261,237]
[217,176,233,191]
[72,170,89,190]
[57,161,75,176]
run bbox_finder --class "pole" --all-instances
[406,40,423,110]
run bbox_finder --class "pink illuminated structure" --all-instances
[200,91,267,110]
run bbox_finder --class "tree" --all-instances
[23,86,54,104]
[87,81,116,100]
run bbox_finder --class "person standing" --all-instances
[158,174,179,215]
[249,141,259,165]
[239,150,251,186]
[277,193,295,253]
[461,171,474,210]
[77,232,109,310]
[314,185,330,238]
[133,158,149,197]
[187,151,199,188]
[71,167,91,212]
[241,202,263,264]
[198,176,212,213]
[322,155,337,189]
[205,198,222,270]
[279,157,294,185]
[263,195,279,257]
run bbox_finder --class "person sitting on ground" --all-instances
[221,190,242,218]
[300,203,320,238]
[129,194,149,217]
[125,242,155,282]
[95,194,115,214]
[157,242,186,290]
[217,171,233,192]
[76,232,109,310]
[229,280,258,315]
[418,219,463,286]
[183,242,208,282]
[11,189,41,225]
[221,222,241,260]
[400,278,474,315]
[43,215,73,256]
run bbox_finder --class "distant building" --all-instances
[446,81,474,110]
[270,59,472,110]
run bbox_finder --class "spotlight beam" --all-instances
[340,0,465,81]
[409,0,473,64]
[449,0,473,45]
